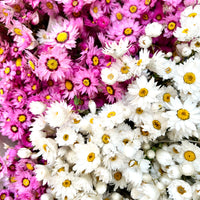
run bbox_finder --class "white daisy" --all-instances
[101,66,119,85]
[127,75,161,110]
[36,29,51,44]
[102,38,131,59]
[111,170,127,191]
[138,35,152,49]
[162,97,200,134]
[167,180,192,200]
[94,166,112,184]
[72,143,101,174]
[45,101,73,128]
[190,37,200,53]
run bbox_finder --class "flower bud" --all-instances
[17,148,32,158]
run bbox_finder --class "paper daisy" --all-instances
[36,46,71,81]
[40,0,59,16]
[101,67,119,85]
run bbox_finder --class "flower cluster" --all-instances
[1,0,200,199]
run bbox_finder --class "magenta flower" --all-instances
[40,0,59,16]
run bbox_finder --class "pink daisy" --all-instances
[110,6,126,22]
[24,76,41,95]
[101,0,119,13]
[0,3,14,26]
[0,40,9,62]
[10,43,23,58]
[0,190,10,200]
[48,19,79,50]
[15,159,35,174]
[63,0,84,16]
[0,157,7,179]
[36,46,71,81]
[152,2,165,23]
[40,0,59,16]
[19,132,33,148]
[139,0,157,13]
[107,17,142,43]
[24,50,38,74]
[90,1,104,19]
[139,12,153,25]
[74,67,99,98]
[24,0,40,9]
[0,61,16,81]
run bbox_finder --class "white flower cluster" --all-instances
[27,5,200,200]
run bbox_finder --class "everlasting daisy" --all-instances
[162,97,200,135]
[101,67,119,85]
[63,0,84,15]
[36,46,71,81]
[40,0,59,16]
[0,60,16,81]
[0,40,9,62]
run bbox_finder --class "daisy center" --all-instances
[102,134,110,144]
[32,84,37,90]
[136,107,143,114]
[2,9,8,16]
[0,48,4,55]
[47,80,54,86]
[123,139,130,145]
[106,86,114,95]
[29,60,35,70]
[165,67,172,74]
[143,14,149,20]
[106,0,111,3]
[92,55,99,66]
[177,186,186,194]
[17,95,23,102]
[183,72,196,84]
[129,160,138,167]
[168,22,176,30]
[11,125,18,133]
[123,28,133,36]
[0,193,6,200]
[163,93,171,102]
[22,178,30,187]
[114,171,122,181]
[56,32,68,43]
[0,89,3,95]
[90,118,94,124]
[9,176,16,183]
[121,65,130,74]
[110,156,117,161]
[26,163,34,170]
[73,118,80,124]
[87,152,95,162]
[46,58,59,71]
[107,73,114,80]
[46,95,51,100]
[46,2,54,9]
[82,78,91,87]
[13,4,21,12]
[177,109,190,120]
[173,147,179,154]
[184,151,196,161]
[107,111,116,118]
[156,14,162,20]
[139,88,148,97]
[145,0,151,5]
[18,114,26,123]
[137,59,142,66]
[43,144,47,152]
[195,41,200,47]
[4,67,10,74]
[62,179,71,187]
[14,28,22,36]
[129,5,137,13]
[140,128,149,136]
[58,167,65,172]
[16,57,22,67]
[72,0,79,6]
[65,80,73,91]
[188,12,197,17]
[182,28,189,34]
[116,12,123,21]
[63,134,69,141]
[152,120,161,130]
[93,6,98,13]
[14,47,18,52]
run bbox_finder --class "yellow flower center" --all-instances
[107,111,116,118]
[0,193,6,200]
[62,179,71,187]
[114,171,122,181]
[106,0,111,3]
[136,107,143,114]
[116,12,123,20]
[87,152,95,162]
[145,0,151,5]
[107,73,114,80]
[14,47,18,52]
[123,139,130,145]
[110,156,117,161]
[9,176,17,183]
[93,6,98,13]
[73,118,80,124]
[90,118,94,124]
[22,178,30,187]
[183,72,196,84]
[4,67,10,74]
[28,60,35,70]
[184,151,196,161]
[123,28,133,36]
[65,80,73,91]
[182,28,189,34]
[13,4,21,12]
[46,2,53,9]
[156,14,162,20]
[26,163,34,170]
[163,93,171,102]
[173,147,179,154]
[32,84,37,90]
[11,125,18,132]
[43,144,47,152]
[72,0,78,6]
[168,22,176,30]
[195,41,200,47]
[177,109,190,120]
[188,12,197,17]
[0,48,4,55]
[16,57,22,66]
[121,65,130,74]
[106,86,114,95]
[18,114,26,123]
[140,128,149,136]
[129,160,138,167]
[92,55,99,66]
[17,95,23,102]
[2,9,8,16]
[143,14,149,20]
[137,59,142,66]
[165,67,172,74]
[0,89,3,95]
[58,167,65,172]
[152,120,161,130]
[139,88,148,97]
[46,58,59,71]
[129,5,137,13]
[177,186,186,194]
[102,134,110,144]
[46,95,51,100]
[14,28,22,36]
[47,80,54,86]
[82,78,91,86]
[56,32,68,43]
[63,134,69,141]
